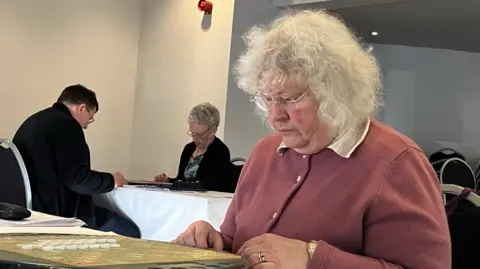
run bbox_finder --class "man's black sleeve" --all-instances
[52,120,115,195]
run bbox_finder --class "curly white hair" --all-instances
[234,9,382,132]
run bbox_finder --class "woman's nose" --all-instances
[269,103,288,121]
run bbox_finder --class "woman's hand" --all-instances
[172,220,224,251]
[237,233,309,269]
[154,173,169,182]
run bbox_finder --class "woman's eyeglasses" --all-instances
[250,89,311,111]
[186,126,213,138]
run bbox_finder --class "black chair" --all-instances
[430,148,465,174]
[449,207,480,269]
[0,139,32,209]
[474,162,480,192]
[443,184,480,269]
[439,157,476,189]
[438,157,476,212]
[226,158,245,193]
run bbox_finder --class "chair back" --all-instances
[430,148,465,173]
[440,158,477,212]
[439,157,476,190]
[0,139,32,209]
[227,158,245,193]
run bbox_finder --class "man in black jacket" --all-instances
[13,85,140,238]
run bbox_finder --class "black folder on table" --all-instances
[127,180,207,192]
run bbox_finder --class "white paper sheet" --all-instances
[0,227,117,236]
[0,211,85,227]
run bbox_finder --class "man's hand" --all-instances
[112,172,127,188]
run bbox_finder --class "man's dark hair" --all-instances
[57,84,99,112]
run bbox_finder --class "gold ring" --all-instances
[258,252,265,263]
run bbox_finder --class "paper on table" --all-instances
[0,211,85,227]
[0,227,117,236]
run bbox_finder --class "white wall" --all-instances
[128,0,235,179]
[374,44,480,160]
[224,0,281,159]
[0,0,235,180]
[0,0,142,174]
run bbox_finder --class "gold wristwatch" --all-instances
[307,240,318,259]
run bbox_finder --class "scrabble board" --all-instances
[0,234,245,269]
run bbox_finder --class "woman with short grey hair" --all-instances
[188,102,221,133]
[173,10,450,269]
[155,103,231,192]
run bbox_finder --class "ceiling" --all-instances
[299,0,480,53]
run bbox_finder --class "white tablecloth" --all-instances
[97,186,233,242]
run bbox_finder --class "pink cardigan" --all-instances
[220,119,451,268]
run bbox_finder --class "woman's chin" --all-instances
[195,142,206,148]
[281,136,307,149]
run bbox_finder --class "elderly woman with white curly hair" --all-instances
[173,10,450,269]
[155,102,231,192]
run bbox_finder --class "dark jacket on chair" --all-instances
[172,137,231,192]
[449,207,480,269]
[13,102,114,228]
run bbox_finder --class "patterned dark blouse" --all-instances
[183,154,204,181]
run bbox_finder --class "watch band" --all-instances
[307,240,318,259]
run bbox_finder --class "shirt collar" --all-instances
[277,119,371,158]
[52,102,73,117]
